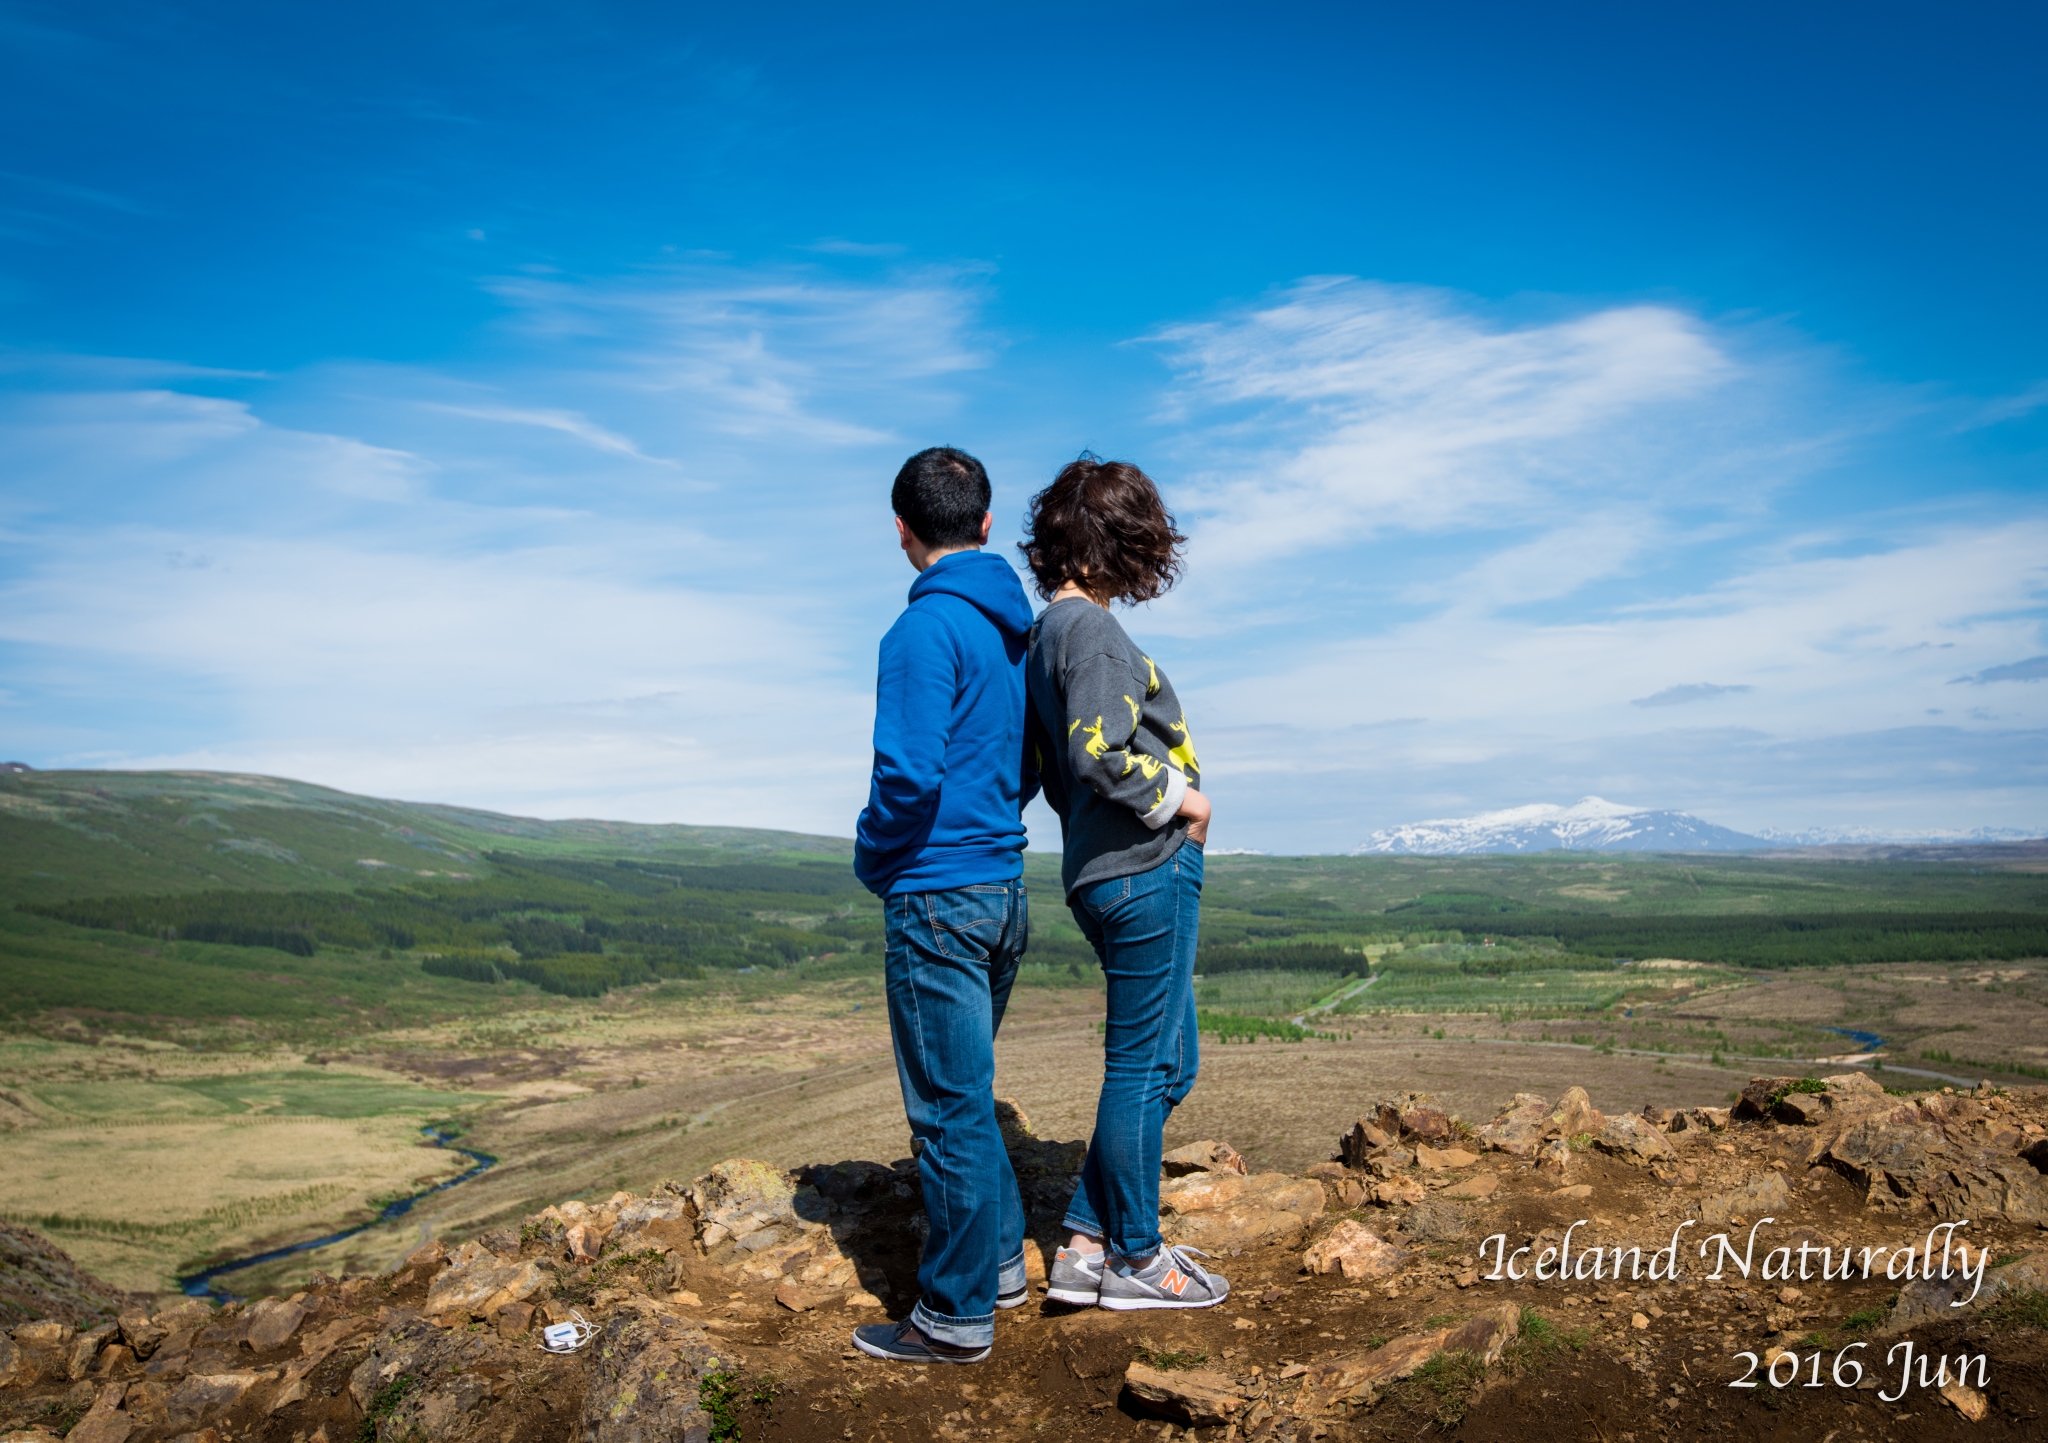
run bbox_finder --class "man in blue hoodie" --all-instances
[852,446,1036,1365]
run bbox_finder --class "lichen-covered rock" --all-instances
[681,1160,800,1258]
[424,1243,549,1321]
[1302,1221,1406,1280]
[1297,1303,1521,1412]
[1159,1172,1325,1250]
[577,1310,716,1443]
[347,1314,533,1443]
[1544,1086,1605,1140]
[1884,1250,2048,1333]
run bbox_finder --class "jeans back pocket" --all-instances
[923,887,1009,961]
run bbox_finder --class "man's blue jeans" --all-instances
[883,878,1029,1349]
[1061,841,1203,1257]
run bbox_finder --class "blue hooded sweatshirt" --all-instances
[854,549,1036,896]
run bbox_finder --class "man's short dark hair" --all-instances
[892,446,991,548]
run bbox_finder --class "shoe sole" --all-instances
[994,1291,1029,1310]
[1097,1291,1230,1311]
[851,1335,991,1364]
[1043,1285,1101,1305]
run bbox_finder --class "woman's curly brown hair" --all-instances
[1017,455,1188,603]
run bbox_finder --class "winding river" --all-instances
[178,1126,496,1302]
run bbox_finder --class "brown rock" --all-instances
[163,1371,270,1433]
[0,1331,19,1390]
[1302,1220,1407,1280]
[115,1311,163,1361]
[1340,1119,1393,1168]
[1297,1303,1520,1411]
[423,1243,549,1319]
[1158,1172,1325,1250]
[565,1223,607,1263]
[1365,1145,1415,1179]
[1698,1173,1793,1226]
[241,1300,307,1354]
[1161,1140,1249,1177]
[1371,1178,1426,1207]
[1398,1099,1456,1144]
[1338,1179,1367,1209]
[1594,1114,1678,1168]
[1475,1093,1549,1157]
[65,1323,114,1380]
[773,1280,834,1312]
[1442,1173,1500,1200]
[297,1315,372,1359]
[491,1303,534,1339]
[1776,1091,1829,1125]
[1414,1145,1480,1172]
[61,1384,132,1443]
[1122,1362,1244,1426]
[1303,1161,1347,1182]
[1942,1377,1990,1422]
[1535,1139,1574,1176]
[93,1345,134,1377]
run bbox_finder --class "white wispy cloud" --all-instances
[421,402,683,468]
[1148,279,1734,573]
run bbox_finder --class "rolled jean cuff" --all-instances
[911,1299,994,1349]
[997,1246,1028,1295]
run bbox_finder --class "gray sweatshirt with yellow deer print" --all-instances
[1024,598,1201,901]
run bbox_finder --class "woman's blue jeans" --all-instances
[883,878,1029,1349]
[1061,841,1203,1258]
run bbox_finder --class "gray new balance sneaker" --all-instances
[1045,1246,1106,1306]
[1097,1244,1229,1311]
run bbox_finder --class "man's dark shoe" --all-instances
[852,1319,990,1364]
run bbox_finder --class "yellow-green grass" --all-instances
[0,1114,474,1292]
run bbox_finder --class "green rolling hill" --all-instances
[0,768,851,905]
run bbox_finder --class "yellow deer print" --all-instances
[1123,694,1141,727]
[1141,656,1161,698]
[1077,716,1110,760]
[1167,713,1199,774]
[1121,751,1163,780]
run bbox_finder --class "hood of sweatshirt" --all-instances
[908,549,1035,640]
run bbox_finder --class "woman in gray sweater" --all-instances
[1019,456,1227,1312]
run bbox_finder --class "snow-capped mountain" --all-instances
[1352,797,1767,855]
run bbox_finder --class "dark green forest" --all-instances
[22,851,2048,1009]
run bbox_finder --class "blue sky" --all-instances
[1,1,2044,851]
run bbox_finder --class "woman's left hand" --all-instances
[1178,786,1211,845]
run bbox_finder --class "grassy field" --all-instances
[0,1037,484,1291]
